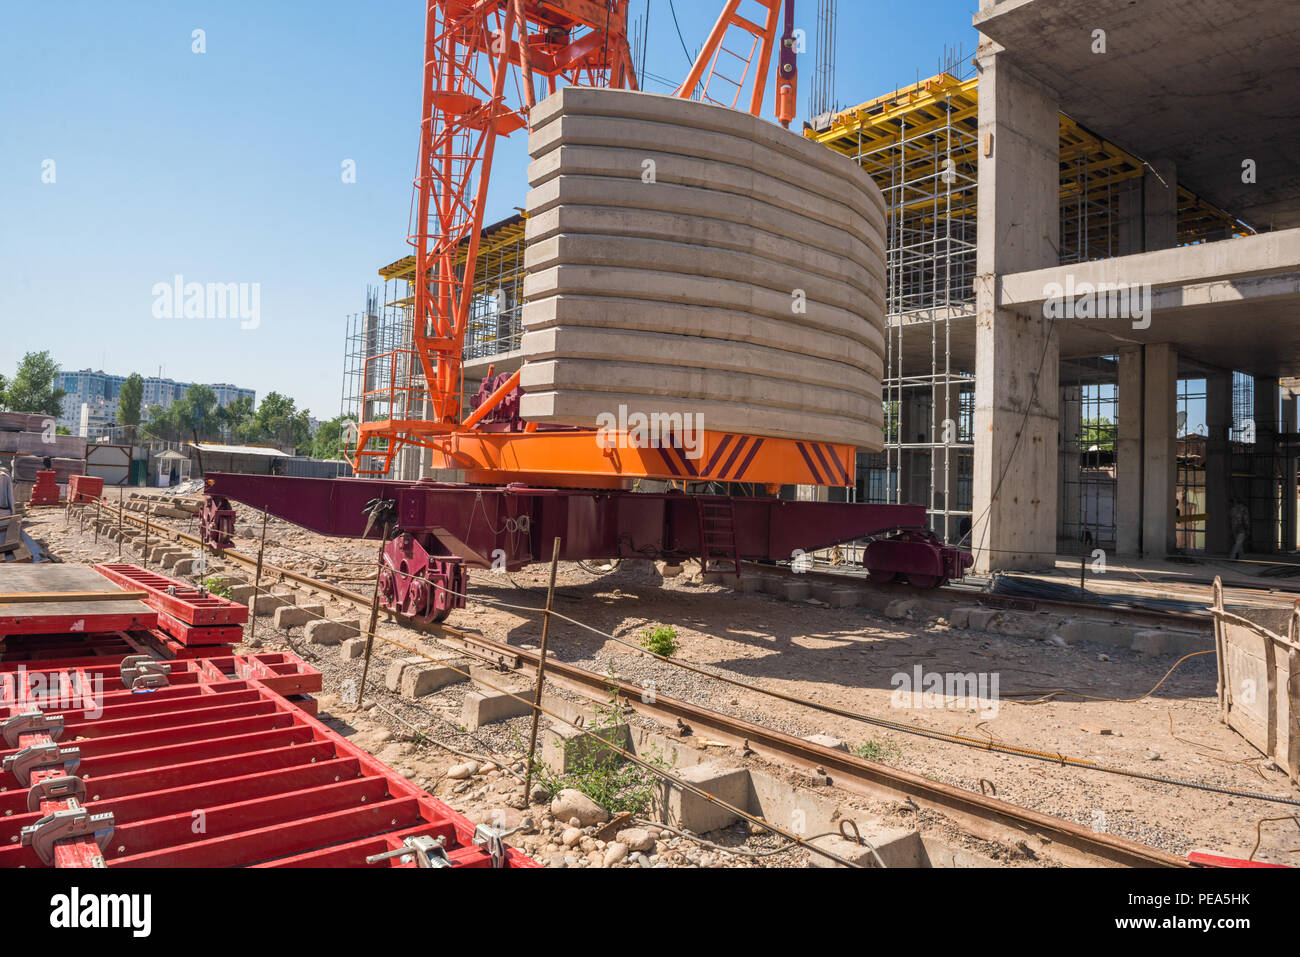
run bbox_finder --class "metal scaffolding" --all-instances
[339,282,423,479]
[806,71,1251,546]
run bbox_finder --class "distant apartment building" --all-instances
[56,369,256,438]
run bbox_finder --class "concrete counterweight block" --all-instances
[519,87,887,452]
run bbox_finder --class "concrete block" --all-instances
[384,656,425,692]
[542,721,632,775]
[777,579,813,602]
[810,829,925,869]
[339,638,366,660]
[462,689,533,731]
[1131,630,1210,656]
[252,592,295,615]
[802,734,848,751]
[968,609,1002,631]
[884,599,917,620]
[400,662,468,699]
[171,558,197,577]
[304,619,359,646]
[272,604,323,630]
[811,582,860,608]
[228,584,257,603]
[656,761,750,834]
[949,605,979,629]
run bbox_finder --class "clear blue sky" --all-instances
[0,0,979,420]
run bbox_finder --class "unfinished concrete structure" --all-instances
[519,87,887,450]
[349,0,1300,575]
[966,0,1300,571]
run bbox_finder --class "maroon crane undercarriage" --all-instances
[199,475,973,625]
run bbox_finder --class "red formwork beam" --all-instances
[94,564,249,626]
[0,647,535,868]
[93,564,247,649]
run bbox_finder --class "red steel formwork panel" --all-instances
[68,475,104,505]
[0,565,159,640]
[93,564,248,648]
[0,641,535,868]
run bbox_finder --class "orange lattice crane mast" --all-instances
[350,1,827,490]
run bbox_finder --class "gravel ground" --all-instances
[29,502,1300,867]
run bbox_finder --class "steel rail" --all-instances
[96,506,1189,867]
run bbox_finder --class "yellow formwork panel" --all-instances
[806,72,1250,246]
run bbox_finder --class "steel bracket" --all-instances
[1,710,64,748]
[121,655,171,690]
[3,743,82,787]
[26,774,88,813]
[20,806,115,866]
[473,823,523,869]
[365,834,452,869]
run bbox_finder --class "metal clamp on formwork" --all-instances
[26,775,88,813]
[3,743,82,787]
[120,655,171,691]
[21,806,115,866]
[1,710,64,748]
[365,835,452,869]
[473,824,524,869]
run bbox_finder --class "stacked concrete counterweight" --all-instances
[519,87,887,452]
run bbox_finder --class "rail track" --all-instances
[74,501,1204,867]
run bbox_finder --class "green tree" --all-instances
[0,373,8,409]
[118,373,144,442]
[143,403,181,442]
[310,414,354,460]
[1080,417,1116,453]
[181,385,219,440]
[3,351,66,416]
[215,395,254,443]
[251,392,311,453]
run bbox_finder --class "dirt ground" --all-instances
[24,503,1300,866]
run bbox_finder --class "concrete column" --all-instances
[1115,347,1143,555]
[971,43,1061,572]
[1283,390,1298,551]
[1205,370,1233,554]
[1252,378,1280,551]
[1142,344,1178,557]
[1058,385,1082,542]
[1116,178,1144,256]
[1143,159,1178,251]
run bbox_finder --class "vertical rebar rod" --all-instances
[248,510,269,645]
[355,525,391,713]
[523,537,563,803]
